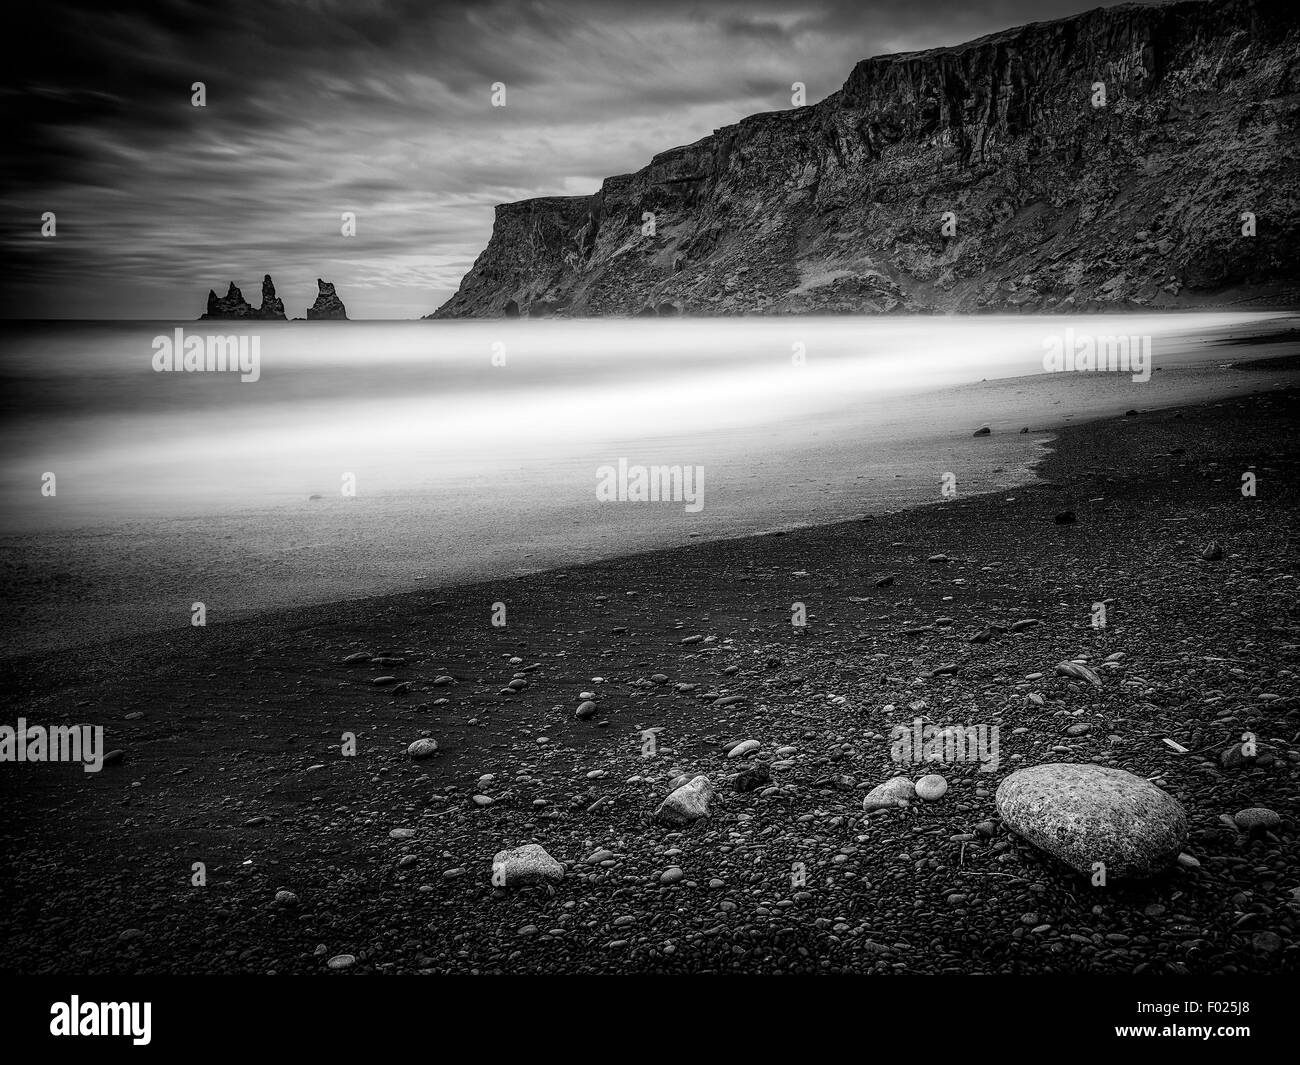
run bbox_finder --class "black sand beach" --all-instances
[0,373,1296,976]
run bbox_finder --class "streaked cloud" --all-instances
[1,0,1153,318]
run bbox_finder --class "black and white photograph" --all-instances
[1,0,1297,1042]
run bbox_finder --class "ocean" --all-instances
[0,312,1294,654]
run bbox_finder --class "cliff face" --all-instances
[431,0,1300,318]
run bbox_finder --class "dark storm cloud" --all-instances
[1,0,1157,318]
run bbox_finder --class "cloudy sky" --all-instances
[2,0,1152,319]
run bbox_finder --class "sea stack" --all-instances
[306,279,348,320]
[200,282,254,320]
[254,274,286,320]
[200,275,288,320]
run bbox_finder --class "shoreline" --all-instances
[0,367,1271,674]
[0,380,1295,974]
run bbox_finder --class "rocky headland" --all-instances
[431,0,1300,319]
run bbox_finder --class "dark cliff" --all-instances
[201,282,254,320]
[306,278,348,320]
[256,274,286,319]
[200,275,288,320]
[431,0,1300,318]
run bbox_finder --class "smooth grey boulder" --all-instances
[996,763,1187,878]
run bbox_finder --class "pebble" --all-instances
[1233,808,1281,832]
[863,776,915,810]
[1252,931,1282,953]
[327,954,356,970]
[406,738,438,759]
[654,775,713,824]
[915,774,948,801]
[734,762,771,793]
[493,844,564,887]
[1055,661,1102,687]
